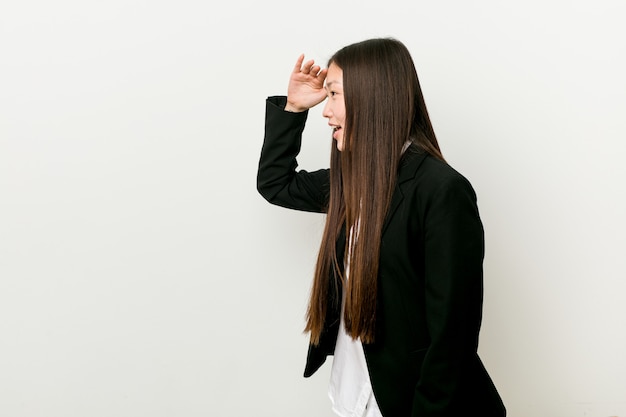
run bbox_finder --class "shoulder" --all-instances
[401,147,476,198]
[399,151,483,235]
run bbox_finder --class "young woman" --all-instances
[257,38,506,417]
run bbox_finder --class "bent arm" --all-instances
[257,96,330,213]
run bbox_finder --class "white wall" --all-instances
[1,1,625,416]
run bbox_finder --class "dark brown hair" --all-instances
[305,38,443,345]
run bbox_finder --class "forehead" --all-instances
[325,63,343,87]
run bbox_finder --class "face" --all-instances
[322,63,346,151]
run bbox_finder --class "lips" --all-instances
[332,126,342,140]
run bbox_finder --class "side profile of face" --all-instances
[322,63,346,151]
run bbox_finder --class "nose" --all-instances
[322,100,332,118]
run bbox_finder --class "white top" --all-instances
[328,303,382,417]
[328,222,383,417]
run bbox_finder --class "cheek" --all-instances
[338,107,346,123]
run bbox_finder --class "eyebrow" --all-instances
[325,80,342,89]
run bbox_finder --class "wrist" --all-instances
[284,101,306,113]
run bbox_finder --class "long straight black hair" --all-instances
[305,38,444,345]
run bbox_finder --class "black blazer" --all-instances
[257,96,505,417]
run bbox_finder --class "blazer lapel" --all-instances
[382,147,428,235]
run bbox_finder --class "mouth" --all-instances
[332,126,342,139]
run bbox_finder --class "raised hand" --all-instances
[285,54,328,113]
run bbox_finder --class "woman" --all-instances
[257,38,506,417]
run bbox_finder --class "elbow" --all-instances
[256,175,276,204]
[256,177,268,201]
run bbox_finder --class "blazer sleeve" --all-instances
[256,96,330,213]
[412,172,486,416]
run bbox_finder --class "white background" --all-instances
[1,1,625,416]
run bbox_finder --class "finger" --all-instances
[292,54,305,73]
[310,65,321,76]
[302,59,316,74]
